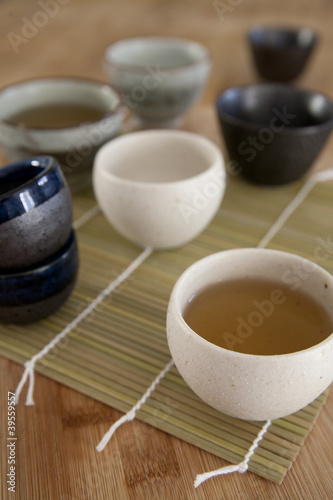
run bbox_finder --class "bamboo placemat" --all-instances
[1,173,332,484]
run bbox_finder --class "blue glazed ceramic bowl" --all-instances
[0,230,79,323]
[0,156,72,269]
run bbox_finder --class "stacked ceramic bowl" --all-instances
[214,27,333,185]
[0,155,79,323]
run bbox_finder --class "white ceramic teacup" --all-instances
[93,130,225,249]
[0,78,124,193]
[166,248,333,420]
[103,36,211,128]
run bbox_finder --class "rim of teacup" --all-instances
[216,83,333,134]
[248,25,318,48]
[169,248,333,359]
[93,129,224,188]
[0,156,62,203]
[103,36,211,73]
[0,76,125,131]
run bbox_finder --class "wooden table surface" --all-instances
[1,0,333,498]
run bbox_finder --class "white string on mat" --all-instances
[258,168,333,249]
[192,168,333,486]
[15,246,153,405]
[194,420,272,487]
[96,358,175,452]
[95,168,333,488]
[73,204,100,230]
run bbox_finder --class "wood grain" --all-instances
[1,358,333,500]
[1,0,333,499]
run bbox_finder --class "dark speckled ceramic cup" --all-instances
[0,156,72,269]
[216,83,333,185]
[248,26,318,82]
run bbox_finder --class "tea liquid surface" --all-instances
[8,103,106,128]
[183,279,332,355]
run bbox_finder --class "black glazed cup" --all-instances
[0,156,72,269]
[216,83,333,185]
[248,26,318,82]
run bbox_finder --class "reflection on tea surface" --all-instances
[183,278,332,355]
[8,103,106,128]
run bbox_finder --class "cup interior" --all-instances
[0,78,121,127]
[174,249,333,353]
[105,37,209,69]
[0,156,54,198]
[0,164,42,196]
[216,84,333,129]
[96,131,220,183]
[249,27,316,50]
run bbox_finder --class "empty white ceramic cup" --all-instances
[103,36,211,128]
[166,248,333,420]
[93,130,225,249]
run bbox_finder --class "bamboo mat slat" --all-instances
[0,176,332,484]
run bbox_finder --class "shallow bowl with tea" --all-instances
[166,248,333,420]
[216,83,333,185]
[0,77,125,193]
[0,230,79,324]
[93,129,225,249]
[0,156,72,270]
